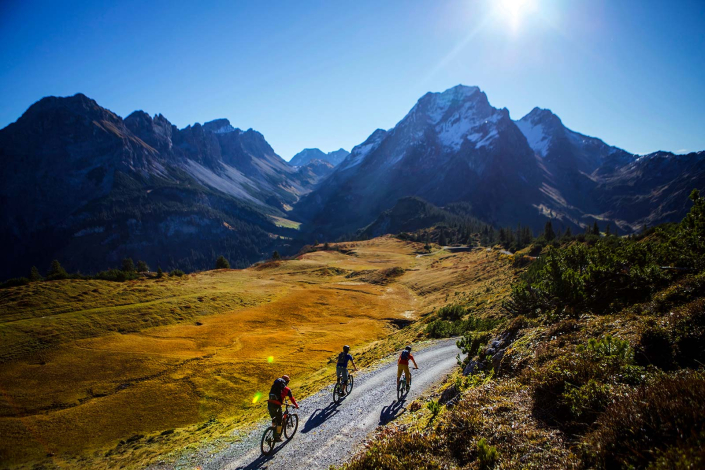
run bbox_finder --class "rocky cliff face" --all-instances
[0,94,303,277]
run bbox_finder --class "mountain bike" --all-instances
[332,371,354,404]
[260,399,299,456]
[397,367,418,401]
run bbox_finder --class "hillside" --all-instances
[340,190,705,470]
[0,236,514,469]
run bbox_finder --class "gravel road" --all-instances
[192,338,461,470]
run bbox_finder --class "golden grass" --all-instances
[0,237,514,469]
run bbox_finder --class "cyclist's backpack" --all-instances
[400,350,410,361]
[337,352,346,365]
[269,378,286,401]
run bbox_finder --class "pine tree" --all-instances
[544,221,556,242]
[47,260,68,279]
[136,260,149,272]
[122,258,135,272]
[272,251,281,260]
[29,266,42,281]
[156,266,164,278]
[564,226,573,239]
[215,256,230,269]
[438,229,447,246]
[593,221,600,236]
[605,223,611,236]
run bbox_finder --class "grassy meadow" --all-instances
[0,236,514,469]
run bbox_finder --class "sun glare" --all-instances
[498,0,536,29]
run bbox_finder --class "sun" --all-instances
[497,0,536,29]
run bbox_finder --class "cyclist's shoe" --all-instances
[274,434,283,442]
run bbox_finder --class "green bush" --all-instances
[504,191,705,321]
[582,371,705,469]
[476,438,499,470]
[170,269,185,277]
[0,277,30,288]
[427,400,442,418]
[437,304,465,321]
[530,336,642,427]
[94,269,139,282]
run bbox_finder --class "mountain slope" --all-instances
[0,94,301,277]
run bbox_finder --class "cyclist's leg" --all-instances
[340,367,349,394]
[403,364,412,386]
[268,403,283,437]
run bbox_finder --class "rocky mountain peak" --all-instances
[203,118,237,134]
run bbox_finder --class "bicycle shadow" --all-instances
[233,437,291,470]
[379,398,407,425]
[301,401,339,434]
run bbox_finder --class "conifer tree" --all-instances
[47,260,68,279]
[544,221,556,242]
[136,260,149,272]
[272,251,281,260]
[122,258,135,272]
[215,256,230,269]
[29,266,42,281]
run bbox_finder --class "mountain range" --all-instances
[297,85,704,240]
[289,147,349,167]
[1,86,703,278]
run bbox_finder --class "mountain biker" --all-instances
[397,345,418,388]
[267,375,299,442]
[336,345,358,396]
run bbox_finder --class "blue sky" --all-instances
[1,0,703,159]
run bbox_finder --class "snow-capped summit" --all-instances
[515,107,561,157]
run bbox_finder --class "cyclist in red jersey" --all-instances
[397,345,419,387]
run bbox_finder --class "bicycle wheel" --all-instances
[396,379,404,401]
[346,374,354,394]
[260,427,276,456]
[284,413,299,439]
[333,382,343,404]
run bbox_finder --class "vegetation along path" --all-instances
[181,338,460,470]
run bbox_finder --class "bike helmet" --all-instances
[281,375,290,384]
[405,345,412,351]
[343,345,350,352]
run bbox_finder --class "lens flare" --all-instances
[267,356,274,363]
[252,392,262,404]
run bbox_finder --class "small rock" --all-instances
[439,384,459,405]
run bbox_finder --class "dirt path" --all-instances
[181,339,460,470]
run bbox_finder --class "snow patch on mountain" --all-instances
[342,129,387,169]
[516,119,550,157]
